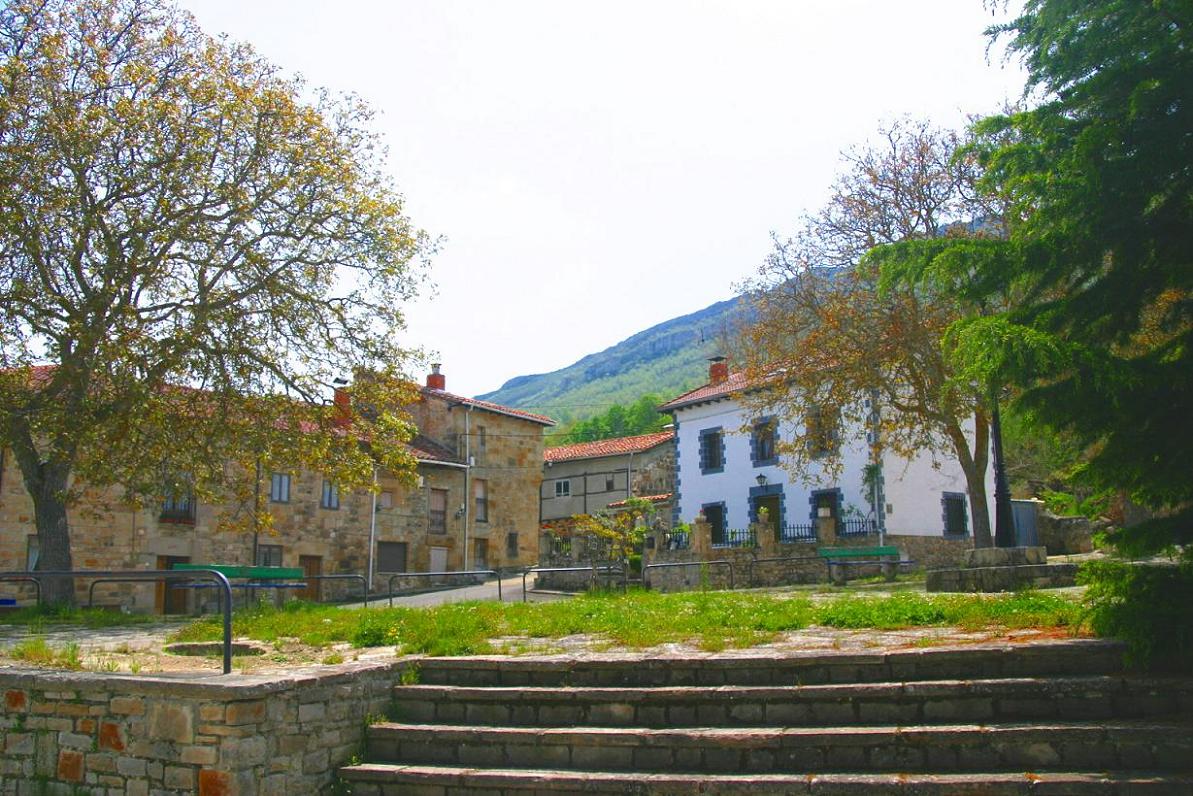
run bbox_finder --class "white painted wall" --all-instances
[673,397,993,538]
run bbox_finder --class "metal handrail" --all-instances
[520,565,626,602]
[643,559,735,590]
[744,554,823,587]
[0,575,42,606]
[293,573,369,602]
[3,569,234,675]
[385,570,500,607]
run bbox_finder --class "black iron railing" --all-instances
[779,523,817,543]
[660,528,690,550]
[711,527,756,549]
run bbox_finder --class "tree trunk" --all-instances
[9,422,77,606]
[32,474,75,606]
[964,474,994,549]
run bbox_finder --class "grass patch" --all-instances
[3,604,157,629]
[171,588,1081,656]
[7,638,83,669]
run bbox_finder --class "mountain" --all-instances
[477,297,745,425]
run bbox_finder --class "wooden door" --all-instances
[299,555,322,602]
[155,555,190,615]
[429,546,448,573]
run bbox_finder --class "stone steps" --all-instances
[391,676,1192,727]
[362,719,1193,774]
[341,765,1193,795]
[407,639,1125,687]
[338,640,1193,794]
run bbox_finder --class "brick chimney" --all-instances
[426,363,446,391]
[332,382,352,428]
[708,356,728,385]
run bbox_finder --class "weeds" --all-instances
[8,638,84,669]
[170,588,1081,656]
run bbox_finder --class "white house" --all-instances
[659,358,993,544]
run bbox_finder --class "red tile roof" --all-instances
[607,492,672,508]
[422,387,556,426]
[658,370,756,412]
[544,430,674,463]
[406,434,463,465]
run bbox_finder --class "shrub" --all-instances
[1079,559,1193,669]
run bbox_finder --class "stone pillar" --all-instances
[691,518,712,558]
[817,516,838,546]
[755,521,778,558]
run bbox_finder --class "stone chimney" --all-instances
[426,363,446,391]
[708,356,728,385]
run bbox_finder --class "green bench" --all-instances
[169,565,310,606]
[817,546,907,584]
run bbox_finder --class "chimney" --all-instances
[708,356,728,385]
[426,363,446,391]
[332,382,352,428]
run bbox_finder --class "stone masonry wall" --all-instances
[642,521,973,592]
[0,660,414,795]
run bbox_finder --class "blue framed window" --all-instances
[751,417,778,467]
[699,427,725,474]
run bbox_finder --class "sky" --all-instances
[181,1,1028,399]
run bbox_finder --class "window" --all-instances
[474,479,488,522]
[377,541,408,573]
[943,493,968,536]
[477,426,487,454]
[428,488,447,534]
[474,539,488,568]
[555,480,570,498]
[379,490,393,509]
[806,406,840,459]
[699,428,725,474]
[160,490,196,523]
[752,418,777,466]
[256,544,283,567]
[605,475,615,492]
[320,480,339,510]
[25,535,38,571]
[269,473,291,503]
[506,532,519,559]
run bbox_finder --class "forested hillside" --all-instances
[477,297,742,425]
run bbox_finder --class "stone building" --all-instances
[540,430,675,524]
[0,366,552,611]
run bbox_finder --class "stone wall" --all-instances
[640,520,974,592]
[0,660,414,794]
[1037,513,1095,555]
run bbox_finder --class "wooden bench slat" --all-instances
[817,546,899,559]
[171,564,306,579]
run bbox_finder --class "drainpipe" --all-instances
[463,405,473,571]
[366,466,378,594]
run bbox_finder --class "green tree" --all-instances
[552,394,668,446]
[875,1,1193,555]
[0,0,430,604]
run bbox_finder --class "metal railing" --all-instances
[1,569,234,674]
[711,527,756,549]
[643,559,735,590]
[386,570,500,607]
[0,575,42,606]
[292,573,369,602]
[659,528,690,550]
[778,523,817,543]
[520,566,626,602]
[839,518,879,536]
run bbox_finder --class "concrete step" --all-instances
[406,639,1125,688]
[339,764,1193,795]
[392,676,1193,728]
[364,719,1193,774]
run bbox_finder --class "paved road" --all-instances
[344,577,574,609]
